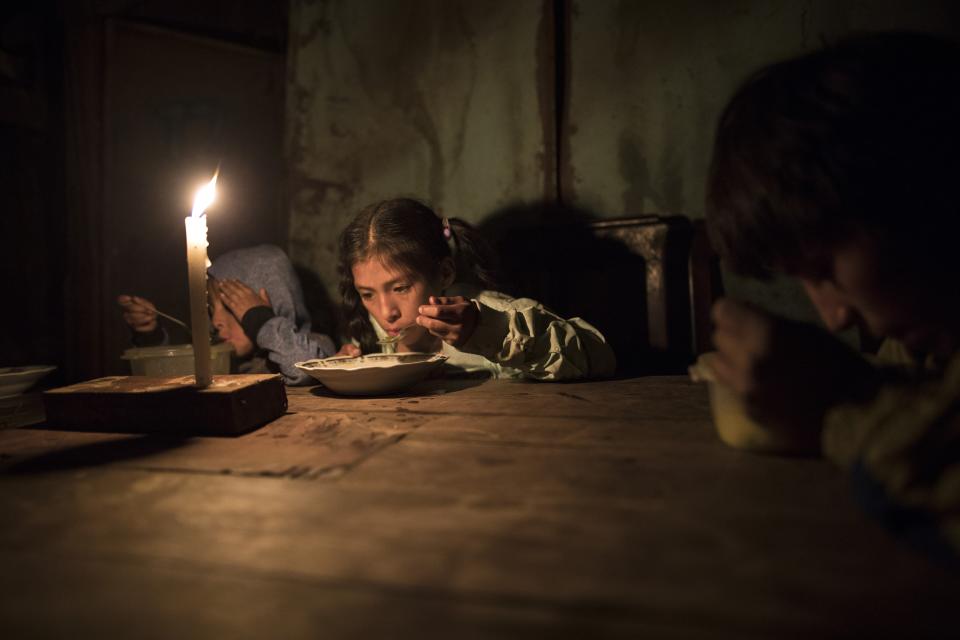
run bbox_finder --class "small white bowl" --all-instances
[0,365,57,398]
[295,352,447,396]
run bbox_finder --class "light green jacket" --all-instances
[371,286,616,381]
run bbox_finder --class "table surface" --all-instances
[1,376,957,638]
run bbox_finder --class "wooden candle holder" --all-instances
[42,374,287,437]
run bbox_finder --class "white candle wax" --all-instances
[185,214,212,387]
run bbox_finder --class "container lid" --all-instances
[122,342,234,360]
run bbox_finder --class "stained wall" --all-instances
[286,0,960,329]
[286,0,555,295]
[566,0,960,321]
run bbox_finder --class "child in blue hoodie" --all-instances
[119,244,335,385]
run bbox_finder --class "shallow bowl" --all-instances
[295,353,447,396]
[0,365,57,398]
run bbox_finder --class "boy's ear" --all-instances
[439,256,456,290]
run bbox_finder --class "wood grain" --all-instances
[42,374,287,436]
[1,377,957,638]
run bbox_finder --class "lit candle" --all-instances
[185,172,217,387]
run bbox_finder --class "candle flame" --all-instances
[191,171,218,218]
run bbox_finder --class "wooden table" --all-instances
[0,377,956,638]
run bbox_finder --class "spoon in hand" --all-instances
[376,327,407,354]
[153,308,192,337]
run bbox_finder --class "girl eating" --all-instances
[336,198,616,380]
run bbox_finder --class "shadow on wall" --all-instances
[479,201,696,376]
[293,265,338,340]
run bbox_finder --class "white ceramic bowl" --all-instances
[295,353,447,396]
[0,365,57,398]
[122,343,233,376]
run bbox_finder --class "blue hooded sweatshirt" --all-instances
[207,245,335,384]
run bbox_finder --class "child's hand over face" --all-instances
[218,279,271,321]
[117,295,158,333]
[417,296,479,348]
[709,298,877,446]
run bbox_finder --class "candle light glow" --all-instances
[192,172,218,218]
[185,171,218,387]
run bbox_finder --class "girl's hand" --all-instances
[417,296,479,347]
[218,279,271,320]
[117,295,158,333]
[336,343,361,358]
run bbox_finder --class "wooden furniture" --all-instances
[42,374,287,436]
[0,377,955,637]
[496,214,722,375]
[590,215,723,368]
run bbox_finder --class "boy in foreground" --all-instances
[706,32,960,565]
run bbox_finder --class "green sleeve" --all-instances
[459,291,617,381]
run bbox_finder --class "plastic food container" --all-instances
[122,343,234,376]
[689,351,795,453]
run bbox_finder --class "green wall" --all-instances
[286,0,553,296]
[287,0,960,327]
[565,0,960,325]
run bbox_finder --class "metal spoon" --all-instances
[121,296,193,337]
[376,327,407,354]
[153,308,192,337]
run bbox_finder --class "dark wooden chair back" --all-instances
[488,213,722,376]
[587,216,722,374]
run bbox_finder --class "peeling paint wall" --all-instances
[287,0,960,326]
[286,0,552,296]
[568,0,960,219]
[567,0,960,322]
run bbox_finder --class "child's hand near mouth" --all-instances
[417,296,479,347]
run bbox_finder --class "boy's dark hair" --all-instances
[337,198,500,351]
[707,32,960,280]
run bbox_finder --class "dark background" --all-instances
[3,1,960,384]
[1,1,288,383]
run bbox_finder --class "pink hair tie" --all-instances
[441,217,452,239]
